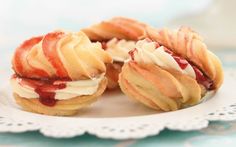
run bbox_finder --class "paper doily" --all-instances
[0,70,235,139]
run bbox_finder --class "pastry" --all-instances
[82,17,147,89]
[10,31,112,116]
[146,26,223,89]
[119,28,223,111]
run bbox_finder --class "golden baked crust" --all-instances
[12,31,112,80]
[82,17,147,41]
[119,62,202,111]
[82,17,149,89]
[11,30,111,116]
[118,31,223,111]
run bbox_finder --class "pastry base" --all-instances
[14,78,107,116]
[119,62,204,111]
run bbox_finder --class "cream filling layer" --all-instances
[106,38,136,62]
[10,74,104,100]
[131,40,196,79]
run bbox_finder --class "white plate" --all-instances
[0,70,236,139]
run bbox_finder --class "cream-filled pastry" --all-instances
[82,17,148,89]
[119,29,223,111]
[11,31,112,116]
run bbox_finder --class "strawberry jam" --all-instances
[164,48,213,89]
[192,66,213,90]
[14,75,68,106]
[163,48,188,70]
[172,55,189,70]
[101,42,107,50]
[35,82,66,106]
[128,48,138,60]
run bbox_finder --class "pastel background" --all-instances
[1,0,236,146]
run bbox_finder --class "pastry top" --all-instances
[12,31,112,80]
[82,17,147,41]
[147,26,223,89]
[128,39,219,90]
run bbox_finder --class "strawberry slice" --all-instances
[42,31,70,79]
[12,36,49,78]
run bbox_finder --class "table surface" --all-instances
[1,0,236,146]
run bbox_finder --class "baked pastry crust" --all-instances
[82,17,147,41]
[147,26,223,89]
[119,32,224,111]
[11,31,111,116]
[82,17,148,89]
[119,62,202,111]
